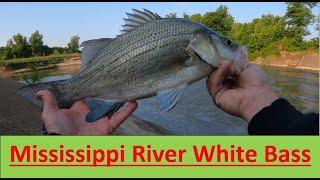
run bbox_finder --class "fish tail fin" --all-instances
[16,79,71,108]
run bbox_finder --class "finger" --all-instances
[36,90,59,111]
[109,101,138,130]
[207,62,231,91]
[206,68,218,94]
[208,61,233,96]
[70,100,90,115]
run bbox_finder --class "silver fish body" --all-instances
[63,18,214,103]
[17,9,248,121]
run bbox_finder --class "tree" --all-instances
[202,5,234,36]
[229,15,286,59]
[166,13,177,18]
[190,14,203,23]
[0,47,3,60]
[0,40,15,60]
[7,33,31,58]
[0,47,14,60]
[0,46,12,60]
[183,13,189,19]
[285,2,317,31]
[284,2,317,49]
[29,31,44,56]
[67,35,80,53]
[305,37,319,50]
[316,15,320,33]
[42,45,53,56]
[6,39,13,47]
[51,47,66,54]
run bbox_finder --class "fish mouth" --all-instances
[187,47,206,64]
[193,51,203,61]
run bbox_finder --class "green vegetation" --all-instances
[67,35,81,53]
[166,13,177,18]
[180,2,319,60]
[0,53,80,70]
[0,32,81,61]
[229,15,286,59]
[202,5,234,37]
[0,30,82,70]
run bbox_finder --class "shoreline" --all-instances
[1,58,318,75]
[252,62,319,72]
[251,52,319,72]
[1,50,318,74]
[0,58,82,77]
[0,51,318,78]
[13,57,81,74]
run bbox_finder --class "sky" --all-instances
[0,2,318,47]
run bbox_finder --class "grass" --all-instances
[0,53,80,70]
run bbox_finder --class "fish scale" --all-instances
[65,25,196,97]
[85,36,190,100]
[91,19,200,71]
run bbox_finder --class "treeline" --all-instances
[0,31,81,60]
[1,3,318,62]
[167,2,319,60]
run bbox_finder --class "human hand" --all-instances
[36,90,138,135]
[206,61,278,122]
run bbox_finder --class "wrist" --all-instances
[240,87,279,123]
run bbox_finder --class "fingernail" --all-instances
[36,93,42,99]
[36,90,45,98]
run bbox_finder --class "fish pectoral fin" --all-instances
[156,83,187,111]
[84,98,124,122]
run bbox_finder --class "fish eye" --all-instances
[225,38,233,47]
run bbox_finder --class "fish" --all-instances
[17,9,248,122]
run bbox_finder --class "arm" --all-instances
[206,61,319,135]
[248,98,319,135]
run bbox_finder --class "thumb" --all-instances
[207,61,234,97]
[36,90,59,111]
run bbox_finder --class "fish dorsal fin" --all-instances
[80,38,113,69]
[120,9,161,35]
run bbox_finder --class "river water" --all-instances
[12,64,319,135]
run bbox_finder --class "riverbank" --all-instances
[1,51,318,78]
[252,51,319,72]
[0,56,81,79]
[0,76,164,135]
[0,54,81,75]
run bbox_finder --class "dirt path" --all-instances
[0,77,164,135]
